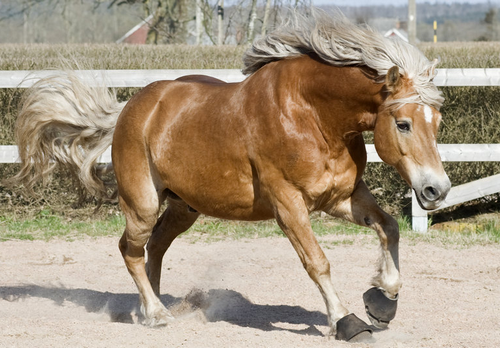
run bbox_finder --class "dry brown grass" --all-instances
[0,44,247,70]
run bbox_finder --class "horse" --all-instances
[9,10,450,342]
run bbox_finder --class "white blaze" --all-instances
[424,105,434,124]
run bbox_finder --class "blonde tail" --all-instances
[8,71,126,200]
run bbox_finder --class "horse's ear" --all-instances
[385,66,401,93]
[429,58,439,81]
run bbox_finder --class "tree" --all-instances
[0,0,316,45]
[1,0,57,43]
[260,0,271,36]
[217,0,224,45]
[477,8,498,41]
[105,0,195,44]
[246,0,257,43]
[484,8,497,25]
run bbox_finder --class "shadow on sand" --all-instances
[0,285,328,336]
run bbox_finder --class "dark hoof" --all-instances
[335,313,373,342]
[363,287,398,329]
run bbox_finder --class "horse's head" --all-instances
[374,66,450,210]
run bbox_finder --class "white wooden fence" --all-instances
[1,68,499,232]
[2,68,500,88]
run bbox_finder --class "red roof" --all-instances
[117,15,154,44]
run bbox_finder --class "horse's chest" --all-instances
[304,159,361,210]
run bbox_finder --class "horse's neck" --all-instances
[282,56,383,144]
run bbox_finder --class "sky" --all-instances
[313,0,500,5]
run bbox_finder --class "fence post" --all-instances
[412,191,429,232]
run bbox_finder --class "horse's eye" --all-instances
[396,121,411,132]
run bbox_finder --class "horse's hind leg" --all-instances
[330,180,401,329]
[118,184,173,326]
[146,197,200,296]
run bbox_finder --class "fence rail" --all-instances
[1,68,499,232]
[1,68,500,88]
[0,69,244,88]
[4,144,500,164]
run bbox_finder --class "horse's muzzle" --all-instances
[414,176,451,210]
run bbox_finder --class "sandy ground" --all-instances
[1,234,499,348]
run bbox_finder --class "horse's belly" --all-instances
[162,164,274,221]
[179,186,274,221]
[192,197,274,221]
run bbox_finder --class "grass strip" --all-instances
[1,210,499,246]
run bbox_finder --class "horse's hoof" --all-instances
[363,287,398,329]
[142,306,175,327]
[335,313,373,342]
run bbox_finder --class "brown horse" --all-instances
[10,10,450,341]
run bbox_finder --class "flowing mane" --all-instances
[243,10,444,109]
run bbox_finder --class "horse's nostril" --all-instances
[422,186,440,201]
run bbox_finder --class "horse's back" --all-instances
[114,76,235,143]
[176,75,226,84]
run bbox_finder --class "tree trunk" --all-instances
[247,0,257,43]
[261,0,272,36]
[195,0,203,45]
[145,0,193,44]
[23,10,29,44]
[217,0,224,45]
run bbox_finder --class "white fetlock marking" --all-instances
[328,326,336,337]
[378,287,399,301]
[141,301,174,326]
[316,275,350,335]
[374,249,402,298]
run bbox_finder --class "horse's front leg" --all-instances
[329,180,401,329]
[272,189,372,341]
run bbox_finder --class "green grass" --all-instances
[403,227,500,247]
[184,214,374,243]
[0,209,125,242]
[0,211,368,243]
[2,209,499,247]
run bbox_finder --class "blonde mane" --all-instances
[243,9,444,109]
